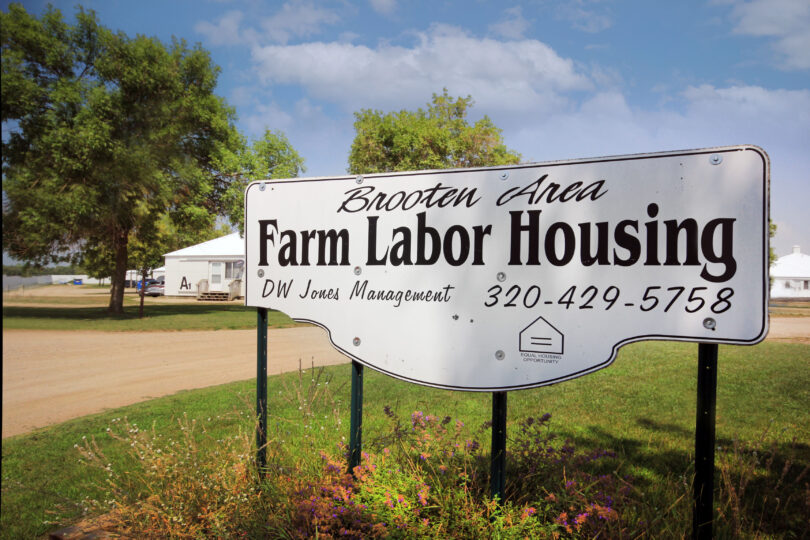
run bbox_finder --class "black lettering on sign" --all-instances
[496,175,608,206]
[366,212,491,266]
[180,276,190,290]
[262,279,294,298]
[338,183,481,213]
[259,219,350,267]
[506,205,737,282]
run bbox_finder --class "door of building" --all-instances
[208,262,223,291]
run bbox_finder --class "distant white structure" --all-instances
[124,268,164,287]
[770,245,810,299]
[2,274,103,291]
[163,233,244,297]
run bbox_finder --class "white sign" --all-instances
[245,146,769,391]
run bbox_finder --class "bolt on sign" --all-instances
[245,146,769,391]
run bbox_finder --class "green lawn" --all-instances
[2,304,300,331]
[2,340,808,538]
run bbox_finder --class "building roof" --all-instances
[164,233,244,258]
[771,246,810,279]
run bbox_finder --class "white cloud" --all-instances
[251,24,591,114]
[508,84,810,254]
[229,86,260,108]
[489,6,530,40]
[513,84,810,163]
[243,102,295,135]
[195,2,341,47]
[194,10,255,46]
[293,97,323,118]
[369,0,397,16]
[556,1,612,33]
[727,0,810,70]
[260,1,340,44]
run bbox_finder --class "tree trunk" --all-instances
[139,267,147,318]
[108,229,129,314]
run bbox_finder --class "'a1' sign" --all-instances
[245,146,769,391]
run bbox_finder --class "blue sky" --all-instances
[4,0,809,257]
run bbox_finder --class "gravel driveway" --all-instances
[2,327,348,438]
[2,317,807,438]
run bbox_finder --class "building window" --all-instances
[784,280,791,289]
[804,280,809,290]
[223,261,244,280]
[211,262,222,284]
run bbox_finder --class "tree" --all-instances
[217,129,306,233]
[1,4,241,313]
[348,89,521,174]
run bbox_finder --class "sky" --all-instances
[4,0,809,258]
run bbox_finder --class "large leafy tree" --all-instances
[217,129,306,234]
[1,4,241,313]
[348,89,521,174]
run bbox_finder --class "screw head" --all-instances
[257,269,265,278]
[499,171,509,180]
[355,175,364,184]
[354,266,362,276]
[703,317,717,330]
[496,272,506,282]
[353,337,361,346]
[710,154,723,165]
[495,350,505,361]
[259,183,266,191]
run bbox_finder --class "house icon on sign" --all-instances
[520,317,564,355]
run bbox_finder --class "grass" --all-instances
[1,294,139,306]
[2,340,808,538]
[1,304,300,331]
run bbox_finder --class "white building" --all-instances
[163,233,244,298]
[124,267,164,287]
[770,245,810,299]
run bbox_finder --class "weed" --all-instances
[716,435,810,537]
[71,406,810,539]
[77,415,276,538]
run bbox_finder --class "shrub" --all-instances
[74,406,809,538]
[282,408,632,538]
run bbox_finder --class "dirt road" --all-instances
[766,316,810,341]
[2,327,348,438]
[3,317,808,439]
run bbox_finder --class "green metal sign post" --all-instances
[256,308,268,471]
[348,361,364,473]
[490,391,508,500]
[693,343,718,539]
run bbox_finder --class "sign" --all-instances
[245,146,769,391]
